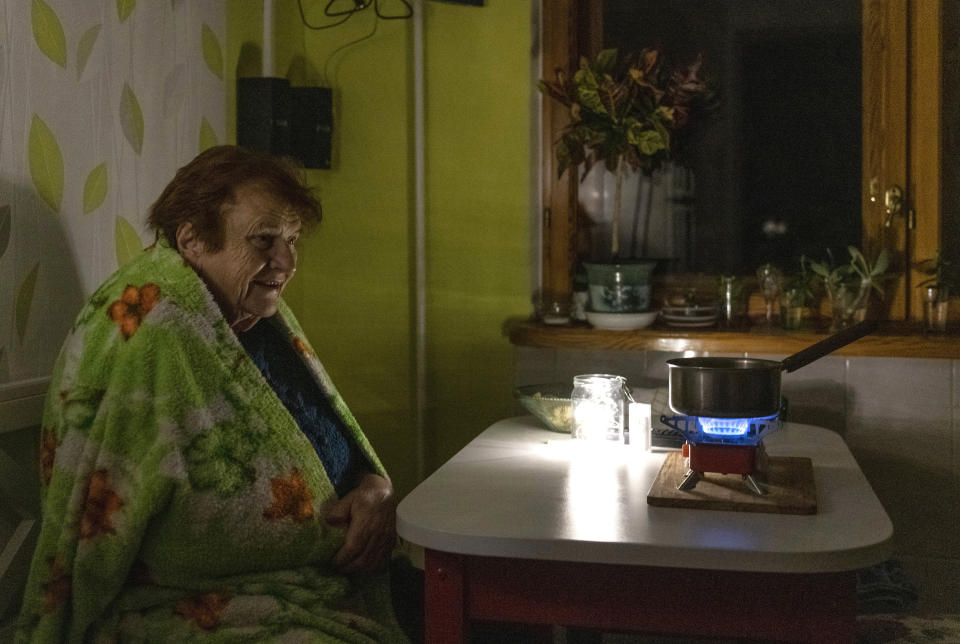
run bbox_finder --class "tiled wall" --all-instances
[515,347,960,613]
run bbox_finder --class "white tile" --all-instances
[513,347,556,387]
[745,353,785,360]
[554,348,647,387]
[779,355,846,432]
[645,351,684,382]
[846,357,951,446]
[845,357,954,560]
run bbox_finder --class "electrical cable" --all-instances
[296,0,412,29]
[324,0,370,18]
[322,9,379,85]
[295,0,413,83]
[296,0,354,30]
[374,0,413,20]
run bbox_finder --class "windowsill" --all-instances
[504,317,960,359]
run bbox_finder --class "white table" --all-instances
[397,417,894,643]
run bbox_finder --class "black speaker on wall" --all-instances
[289,86,333,170]
[237,78,333,169]
[237,77,291,156]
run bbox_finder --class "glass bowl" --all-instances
[514,383,573,433]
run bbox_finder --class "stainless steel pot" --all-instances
[666,319,878,418]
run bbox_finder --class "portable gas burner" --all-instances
[660,413,782,496]
[660,321,879,497]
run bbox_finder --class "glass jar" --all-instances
[828,282,869,331]
[923,286,949,333]
[756,264,783,327]
[718,275,746,328]
[540,292,571,326]
[571,374,627,442]
[780,287,806,330]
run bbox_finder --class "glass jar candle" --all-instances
[571,374,627,442]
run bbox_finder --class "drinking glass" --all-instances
[780,288,806,330]
[756,264,783,326]
[718,275,746,328]
[923,286,949,333]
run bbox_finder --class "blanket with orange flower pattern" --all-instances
[15,239,408,643]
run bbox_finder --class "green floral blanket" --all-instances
[16,241,408,643]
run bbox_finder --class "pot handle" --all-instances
[780,319,879,373]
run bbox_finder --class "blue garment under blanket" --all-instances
[240,318,367,496]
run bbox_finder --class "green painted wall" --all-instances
[422,2,532,467]
[226,1,531,495]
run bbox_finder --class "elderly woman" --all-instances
[16,146,409,643]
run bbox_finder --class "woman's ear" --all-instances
[175,222,204,262]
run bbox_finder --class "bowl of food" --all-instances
[513,383,573,433]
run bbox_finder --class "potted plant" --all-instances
[538,47,712,325]
[809,246,893,331]
[780,256,821,330]
[916,251,956,332]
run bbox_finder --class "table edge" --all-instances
[397,418,895,573]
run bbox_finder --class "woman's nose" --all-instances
[270,240,296,271]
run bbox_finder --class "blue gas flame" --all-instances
[698,417,750,436]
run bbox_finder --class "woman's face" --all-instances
[190,185,302,332]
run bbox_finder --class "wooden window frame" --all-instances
[540,0,943,324]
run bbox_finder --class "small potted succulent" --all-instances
[780,256,821,330]
[810,246,894,331]
[916,251,956,332]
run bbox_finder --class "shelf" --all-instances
[504,318,960,359]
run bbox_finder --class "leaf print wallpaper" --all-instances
[0,0,225,387]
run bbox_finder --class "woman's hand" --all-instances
[325,473,397,575]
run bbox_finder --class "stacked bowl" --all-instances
[661,305,718,328]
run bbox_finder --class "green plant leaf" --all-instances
[201,24,223,80]
[0,205,10,260]
[28,114,64,213]
[594,48,618,74]
[198,117,218,152]
[634,129,666,156]
[871,249,890,276]
[16,263,40,344]
[83,163,108,214]
[31,0,66,68]
[573,63,606,116]
[117,0,135,22]
[76,23,102,80]
[809,262,829,278]
[115,216,143,267]
[120,83,144,154]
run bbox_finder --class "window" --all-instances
[540,0,946,323]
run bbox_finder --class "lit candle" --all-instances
[571,374,626,443]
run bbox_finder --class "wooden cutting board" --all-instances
[646,452,817,515]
